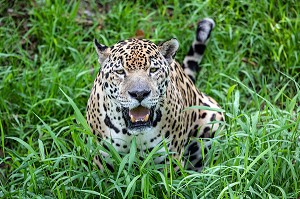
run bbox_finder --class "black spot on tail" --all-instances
[194,44,206,55]
[187,60,198,72]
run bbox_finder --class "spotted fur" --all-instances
[86,18,224,171]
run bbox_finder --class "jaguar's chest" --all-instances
[104,120,164,153]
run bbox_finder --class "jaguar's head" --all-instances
[94,38,179,133]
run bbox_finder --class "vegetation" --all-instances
[0,0,299,198]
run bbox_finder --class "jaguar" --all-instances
[86,18,224,171]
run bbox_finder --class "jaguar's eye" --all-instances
[150,67,159,73]
[115,69,126,75]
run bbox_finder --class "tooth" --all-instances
[144,114,149,122]
[130,115,136,123]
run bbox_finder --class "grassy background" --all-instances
[0,0,299,198]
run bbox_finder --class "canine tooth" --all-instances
[130,115,136,123]
[144,114,149,122]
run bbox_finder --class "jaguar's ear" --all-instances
[158,38,179,64]
[94,39,110,65]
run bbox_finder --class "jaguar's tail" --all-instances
[182,18,215,83]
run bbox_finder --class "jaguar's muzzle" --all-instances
[122,106,154,130]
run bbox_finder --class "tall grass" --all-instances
[0,0,299,198]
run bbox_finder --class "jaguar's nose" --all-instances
[128,89,151,102]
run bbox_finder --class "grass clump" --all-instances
[0,0,299,198]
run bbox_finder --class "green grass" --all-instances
[1,0,299,198]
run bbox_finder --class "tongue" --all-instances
[129,106,150,123]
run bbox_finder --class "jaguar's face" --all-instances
[95,38,178,132]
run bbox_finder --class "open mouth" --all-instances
[123,106,153,129]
